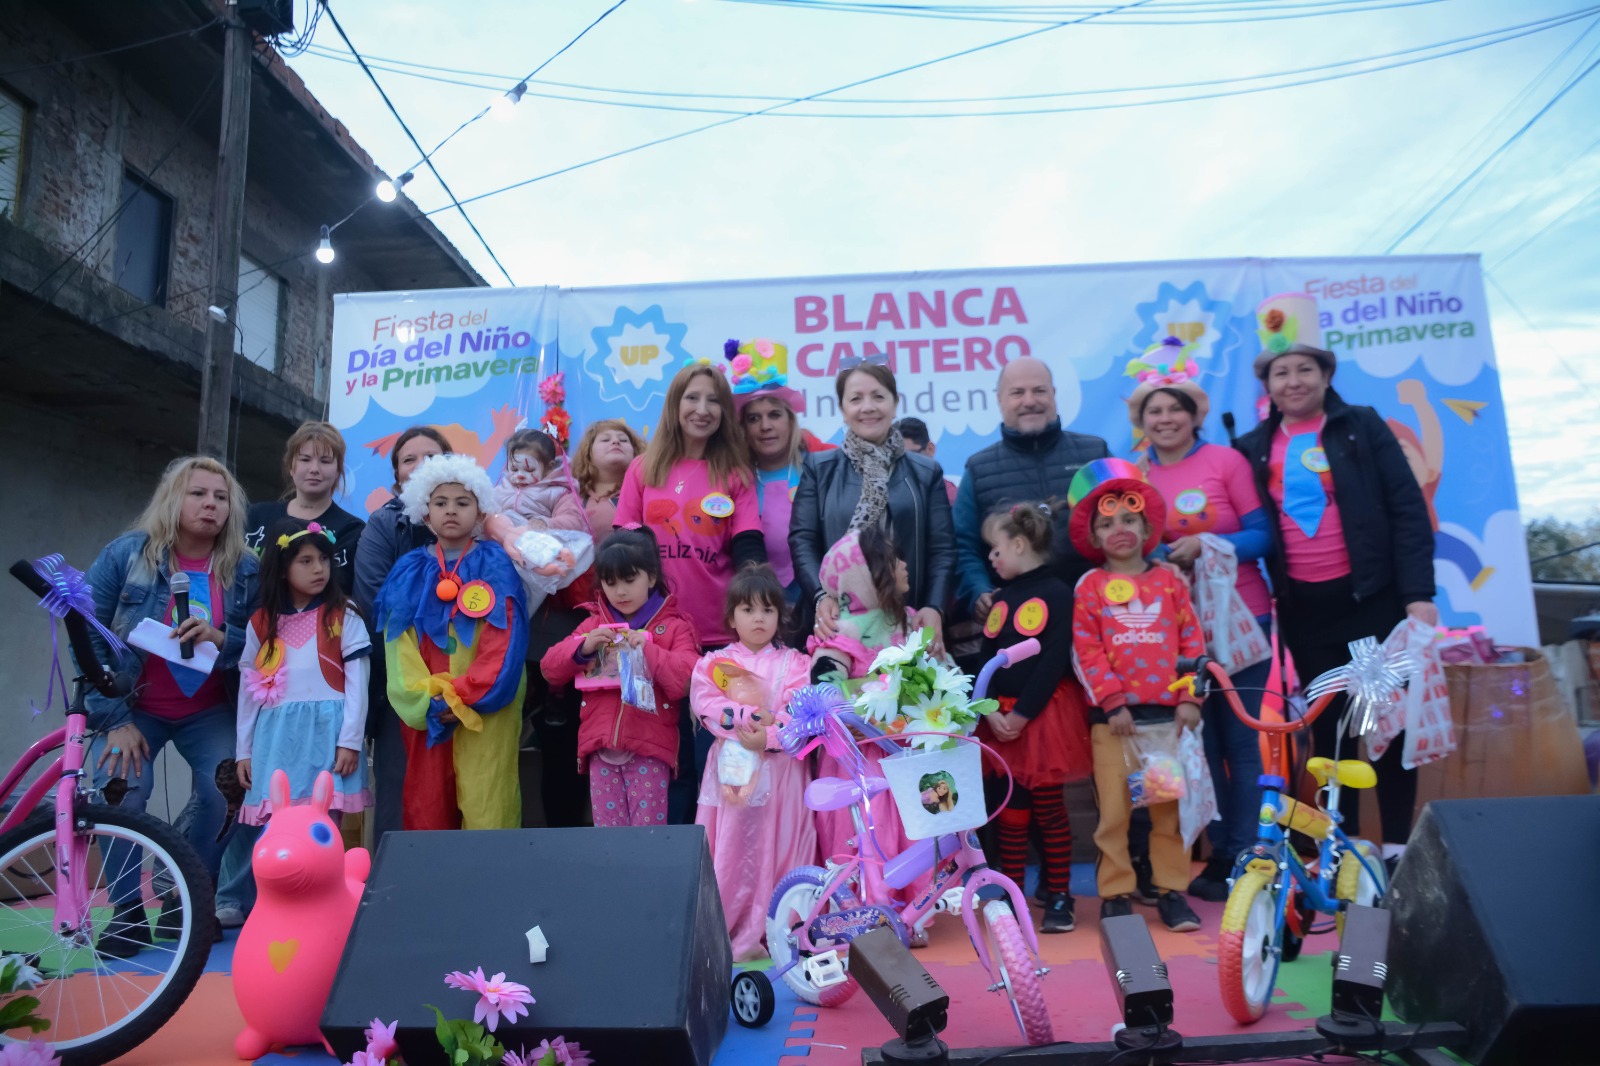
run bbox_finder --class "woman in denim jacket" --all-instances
[81,456,259,955]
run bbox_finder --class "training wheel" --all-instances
[731,969,776,1028]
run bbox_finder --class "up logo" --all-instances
[588,305,690,403]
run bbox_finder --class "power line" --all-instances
[1484,270,1599,404]
[316,0,517,285]
[420,0,1161,216]
[300,7,1594,109]
[1382,52,1600,253]
[717,0,1446,26]
[1491,183,1600,269]
[298,6,1599,119]
[0,18,222,77]
[392,0,630,182]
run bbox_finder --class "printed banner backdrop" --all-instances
[329,285,557,520]
[328,255,1536,645]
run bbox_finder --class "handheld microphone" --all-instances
[1221,411,1238,445]
[170,571,194,659]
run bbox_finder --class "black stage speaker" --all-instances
[322,826,730,1065]
[1387,796,1600,1066]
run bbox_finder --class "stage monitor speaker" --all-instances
[1386,796,1600,1066]
[322,826,730,1065]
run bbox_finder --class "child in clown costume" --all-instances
[375,454,529,830]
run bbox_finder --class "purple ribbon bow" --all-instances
[29,554,127,716]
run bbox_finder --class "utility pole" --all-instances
[197,6,252,458]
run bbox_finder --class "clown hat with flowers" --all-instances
[723,337,805,413]
[1066,457,1167,564]
[1124,335,1210,427]
[1253,292,1336,380]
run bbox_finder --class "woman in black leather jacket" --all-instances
[790,363,957,654]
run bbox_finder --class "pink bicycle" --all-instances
[0,558,212,1065]
[732,639,1054,1045]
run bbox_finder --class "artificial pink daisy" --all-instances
[443,967,534,1032]
[0,1043,62,1066]
[347,1053,385,1066]
[533,1036,592,1065]
[363,1017,399,1060]
[242,665,287,706]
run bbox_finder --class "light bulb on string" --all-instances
[315,225,336,265]
[375,171,414,203]
[490,81,529,121]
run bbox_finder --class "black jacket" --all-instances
[954,419,1110,613]
[1234,390,1435,606]
[789,448,956,615]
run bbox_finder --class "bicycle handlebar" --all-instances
[11,559,121,699]
[1184,655,1336,736]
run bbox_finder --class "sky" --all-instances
[282,0,1600,522]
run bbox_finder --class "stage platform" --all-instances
[117,864,1412,1066]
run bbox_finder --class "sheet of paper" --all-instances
[127,617,219,676]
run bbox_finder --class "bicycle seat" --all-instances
[806,776,890,811]
[1306,757,1377,790]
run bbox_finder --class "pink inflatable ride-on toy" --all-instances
[232,770,371,1059]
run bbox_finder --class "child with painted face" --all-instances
[976,502,1093,933]
[540,529,699,827]
[237,520,371,824]
[373,455,529,830]
[689,564,816,961]
[493,428,589,533]
[1068,459,1205,933]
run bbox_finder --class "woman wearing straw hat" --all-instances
[1234,294,1436,859]
[1127,337,1274,901]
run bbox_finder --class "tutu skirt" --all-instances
[979,681,1092,790]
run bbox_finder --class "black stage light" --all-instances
[1101,913,1183,1061]
[1317,903,1391,1049]
[852,926,951,1065]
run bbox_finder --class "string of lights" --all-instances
[717,0,1446,27]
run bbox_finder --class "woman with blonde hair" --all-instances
[614,361,768,821]
[243,421,365,594]
[82,455,260,956]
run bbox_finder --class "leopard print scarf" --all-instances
[842,425,905,532]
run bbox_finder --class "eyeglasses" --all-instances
[1097,491,1146,517]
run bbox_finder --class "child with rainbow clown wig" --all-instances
[374,454,529,830]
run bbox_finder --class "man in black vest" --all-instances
[953,357,1111,623]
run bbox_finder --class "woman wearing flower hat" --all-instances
[1235,294,1436,853]
[1127,337,1273,901]
[726,339,811,603]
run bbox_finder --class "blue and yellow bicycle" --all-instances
[1181,653,1391,1024]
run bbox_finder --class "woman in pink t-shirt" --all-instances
[1129,348,1273,901]
[614,362,769,822]
[1234,294,1437,858]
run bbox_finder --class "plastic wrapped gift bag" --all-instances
[511,528,595,616]
[879,738,985,840]
[1122,721,1187,809]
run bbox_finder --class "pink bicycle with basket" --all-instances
[728,639,1055,1045]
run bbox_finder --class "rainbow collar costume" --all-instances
[375,539,528,830]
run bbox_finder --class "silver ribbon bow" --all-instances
[1304,636,1415,739]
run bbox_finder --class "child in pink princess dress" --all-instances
[691,565,816,962]
[805,527,932,916]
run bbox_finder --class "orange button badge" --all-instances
[1014,597,1048,637]
[456,580,497,619]
[255,638,284,677]
[983,601,1009,639]
[1103,578,1136,605]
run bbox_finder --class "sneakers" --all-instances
[155,894,184,940]
[216,905,247,929]
[1100,895,1135,920]
[98,901,152,959]
[519,715,540,752]
[1040,892,1076,933]
[1158,891,1202,932]
[1187,855,1234,903]
[1131,854,1159,906]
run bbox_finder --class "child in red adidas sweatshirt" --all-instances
[1067,459,1205,932]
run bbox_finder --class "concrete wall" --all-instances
[0,397,202,812]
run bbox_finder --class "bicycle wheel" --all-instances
[0,805,214,1066]
[765,866,859,1007]
[977,900,1053,1046]
[1218,869,1282,1024]
[1335,839,1386,938]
